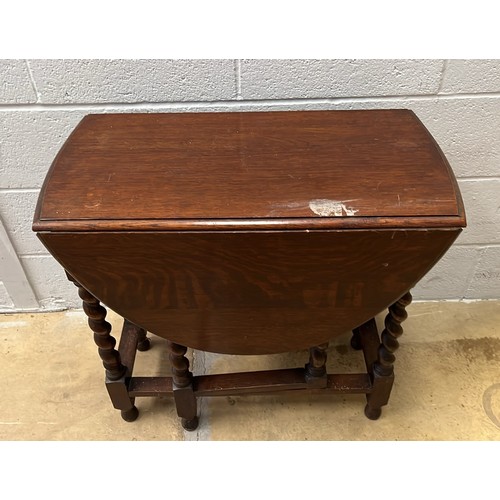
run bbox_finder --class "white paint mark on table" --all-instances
[309,199,359,217]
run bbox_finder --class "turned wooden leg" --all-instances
[136,327,151,352]
[167,341,198,431]
[305,343,329,387]
[67,273,138,422]
[365,291,412,420]
[351,327,362,350]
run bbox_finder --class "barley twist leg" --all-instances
[365,291,412,420]
[167,341,198,431]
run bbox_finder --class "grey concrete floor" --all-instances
[1,300,499,441]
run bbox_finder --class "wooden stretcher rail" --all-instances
[127,372,373,398]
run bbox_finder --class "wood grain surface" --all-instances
[39,229,460,354]
[34,109,465,230]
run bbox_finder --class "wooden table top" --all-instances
[34,109,465,232]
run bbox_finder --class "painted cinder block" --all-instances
[411,246,479,300]
[0,60,37,104]
[409,97,500,179]
[440,60,500,94]
[466,246,500,299]
[0,281,15,310]
[456,180,500,245]
[0,190,47,255]
[239,59,444,99]
[28,59,236,104]
[0,111,88,189]
[19,256,80,310]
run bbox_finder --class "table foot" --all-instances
[364,404,382,420]
[350,328,362,350]
[137,336,151,352]
[305,342,328,385]
[181,416,199,431]
[121,406,139,422]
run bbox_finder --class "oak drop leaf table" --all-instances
[33,110,466,430]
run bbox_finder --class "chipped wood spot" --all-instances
[309,199,359,217]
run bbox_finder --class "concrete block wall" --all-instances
[1,59,499,311]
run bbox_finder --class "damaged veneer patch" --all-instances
[309,199,359,217]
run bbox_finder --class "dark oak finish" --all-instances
[375,291,413,377]
[33,110,466,429]
[351,327,363,351]
[67,273,126,381]
[167,341,198,430]
[305,343,329,386]
[34,110,464,225]
[136,327,150,352]
[366,292,412,420]
[40,229,458,355]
